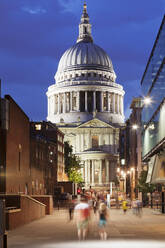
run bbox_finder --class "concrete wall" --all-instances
[6,195,46,230]
[32,195,53,215]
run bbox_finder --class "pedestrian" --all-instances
[68,202,74,221]
[98,202,109,240]
[74,198,90,241]
[122,199,128,214]
[57,200,60,210]
[132,199,137,215]
[93,199,97,214]
[136,199,143,217]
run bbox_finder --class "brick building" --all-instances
[0,95,30,194]
[0,95,66,196]
[30,121,66,195]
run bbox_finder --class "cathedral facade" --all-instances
[47,3,125,189]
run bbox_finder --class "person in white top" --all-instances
[74,198,90,240]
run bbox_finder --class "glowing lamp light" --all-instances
[144,96,151,105]
[132,124,138,130]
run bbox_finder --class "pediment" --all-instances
[77,118,115,129]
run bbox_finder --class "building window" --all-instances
[35,124,41,130]
[92,136,99,148]
[84,26,87,33]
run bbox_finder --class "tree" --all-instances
[137,170,156,194]
[64,141,83,184]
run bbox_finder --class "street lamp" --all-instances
[143,96,152,105]
[132,124,138,130]
[130,167,135,200]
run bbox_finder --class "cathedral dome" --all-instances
[57,41,113,73]
[55,2,116,84]
[47,2,125,125]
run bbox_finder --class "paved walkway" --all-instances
[7,208,165,248]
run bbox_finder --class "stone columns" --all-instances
[87,160,90,184]
[85,91,88,112]
[99,134,103,146]
[85,161,88,186]
[77,91,80,111]
[78,134,81,152]
[70,92,72,111]
[81,133,84,151]
[81,167,84,179]
[48,97,50,115]
[57,94,60,114]
[100,92,103,112]
[52,95,55,114]
[92,160,95,186]
[121,96,124,115]
[117,94,120,114]
[54,95,58,114]
[109,134,111,152]
[93,91,96,111]
[106,160,109,183]
[107,92,110,112]
[76,134,79,153]
[63,93,66,113]
[113,93,115,113]
[99,160,102,185]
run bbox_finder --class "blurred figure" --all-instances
[122,199,128,214]
[93,199,97,214]
[57,200,60,210]
[116,196,120,209]
[98,202,109,240]
[68,201,74,221]
[136,199,143,217]
[74,198,90,241]
[132,199,137,215]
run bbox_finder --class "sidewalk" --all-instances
[7,208,165,248]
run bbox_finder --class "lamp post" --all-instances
[130,167,135,200]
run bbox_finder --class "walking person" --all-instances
[132,199,137,215]
[68,201,74,221]
[93,199,97,214]
[98,202,109,240]
[74,198,90,241]
[122,199,128,214]
[136,199,143,217]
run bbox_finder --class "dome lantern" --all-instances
[77,2,93,43]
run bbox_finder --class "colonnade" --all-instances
[74,132,118,154]
[81,159,110,186]
[48,90,124,115]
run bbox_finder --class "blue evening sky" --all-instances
[0,0,165,121]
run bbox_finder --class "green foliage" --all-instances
[137,170,156,194]
[64,141,83,184]
[68,168,84,183]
